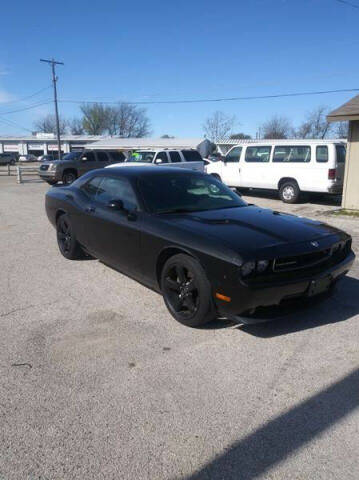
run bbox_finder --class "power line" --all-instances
[0,116,33,133]
[0,85,52,105]
[0,100,53,115]
[334,0,359,9]
[59,87,359,106]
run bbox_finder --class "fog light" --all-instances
[257,260,270,273]
[241,261,256,277]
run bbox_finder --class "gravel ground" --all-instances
[0,176,358,480]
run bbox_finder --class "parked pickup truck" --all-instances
[107,149,205,172]
[38,150,126,185]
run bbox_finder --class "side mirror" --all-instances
[155,158,163,164]
[108,199,125,211]
[81,156,87,162]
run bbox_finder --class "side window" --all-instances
[316,146,329,163]
[155,152,169,164]
[273,146,311,163]
[182,150,203,162]
[81,151,96,162]
[225,147,242,163]
[81,176,103,198]
[96,177,138,211]
[97,151,109,162]
[336,145,346,164]
[169,151,182,163]
[109,151,125,163]
[245,146,271,163]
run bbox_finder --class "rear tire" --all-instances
[161,254,216,327]
[62,171,77,185]
[56,214,84,260]
[279,181,300,203]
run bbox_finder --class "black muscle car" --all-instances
[45,166,355,327]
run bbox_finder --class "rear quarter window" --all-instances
[316,146,328,163]
[182,150,203,162]
[336,145,346,164]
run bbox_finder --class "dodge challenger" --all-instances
[45,166,355,327]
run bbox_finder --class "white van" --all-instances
[206,140,346,203]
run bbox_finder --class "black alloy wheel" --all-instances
[56,214,83,260]
[161,254,216,327]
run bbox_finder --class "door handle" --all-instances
[85,206,96,213]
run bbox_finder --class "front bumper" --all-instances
[215,251,355,321]
[38,169,59,181]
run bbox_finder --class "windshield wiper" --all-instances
[159,208,195,214]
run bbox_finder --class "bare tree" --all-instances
[261,115,293,139]
[112,103,151,137]
[230,133,252,140]
[34,114,67,135]
[80,103,110,135]
[334,121,349,139]
[296,106,332,139]
[203,111,236,141]
[69,118,84,135]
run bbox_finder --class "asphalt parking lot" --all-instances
[1,175,359,480]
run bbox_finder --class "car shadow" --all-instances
[184,367,359,480]
[236,275,359,338]
[240,188,342,206]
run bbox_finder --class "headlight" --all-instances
[48,163,57,171]
[241,261,256,277]
[241,259,270,277]
[257,260,270,273]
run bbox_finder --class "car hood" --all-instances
[162,205,344,258]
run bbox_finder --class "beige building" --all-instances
[328,95,359,210]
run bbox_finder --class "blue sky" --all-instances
[0,0,358,137]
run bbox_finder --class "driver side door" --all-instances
[87,176,142,274]
[222,146,242,186]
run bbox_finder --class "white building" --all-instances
[0,133,106,157]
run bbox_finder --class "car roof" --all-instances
[90,165,202,179]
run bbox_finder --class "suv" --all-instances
[0,153,17,166]
[107,149,204,172]
[38,150,126,185]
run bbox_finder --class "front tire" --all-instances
[62,171,77,185]
[279,181,300,203]
[161,254,216,327]
[56,214,83,260]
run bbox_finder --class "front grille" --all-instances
[40,164,49,171]
[273,248,331,272]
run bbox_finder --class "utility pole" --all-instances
[40,58,64,160]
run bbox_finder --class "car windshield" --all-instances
[62,152,81,161]
[138,172,247,214]
[127,151,155,163]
